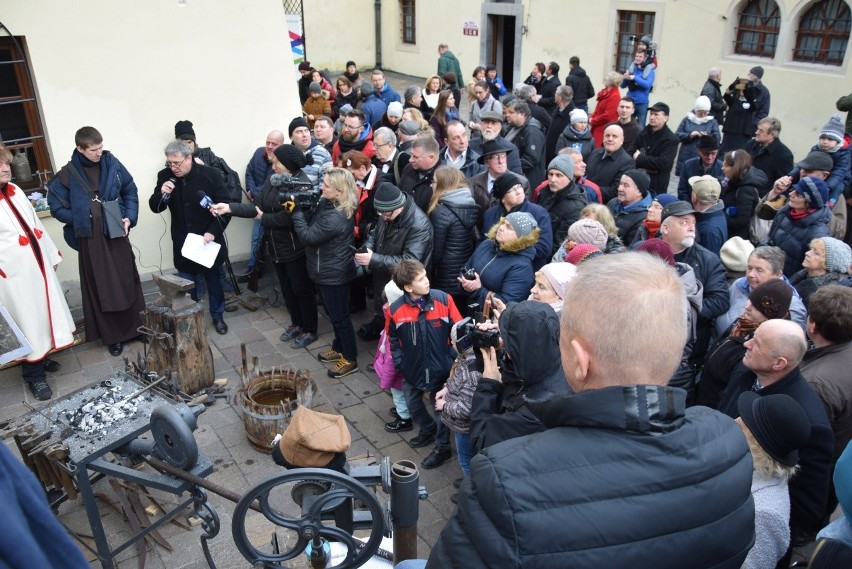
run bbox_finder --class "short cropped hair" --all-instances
[345,109,366,126]
[314,115,334,129]
[374,127,397,148]
[411,135,439,155]
[561,252,686,384]
[750,246,786,277]
[548,61,560,75]
[392,259,426,289]
[506,99,530,117]
[808,285,852,344]
[164,139,192,157]
[75,126,103,149]
[758,117,782,137]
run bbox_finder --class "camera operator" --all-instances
[211,144,319,348]
[468,300,570,455]
[291,168,360,378]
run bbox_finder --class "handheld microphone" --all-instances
[162,177,177,203]
[196,190,216,215]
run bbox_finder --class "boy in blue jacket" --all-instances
[387,259,462,469]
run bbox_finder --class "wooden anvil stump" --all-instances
[144,274,214,394]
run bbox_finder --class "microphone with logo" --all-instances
[197,190,218,216]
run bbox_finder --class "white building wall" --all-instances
[1,0,302,283]
[307,0,852,160]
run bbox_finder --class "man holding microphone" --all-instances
[150,140,232,334]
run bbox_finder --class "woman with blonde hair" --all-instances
[736,392,810,569]
[428,166,479,310]
[422,75,443,111]
[291,168,361,378]
[590,71,623,147]
[580,203,626,253]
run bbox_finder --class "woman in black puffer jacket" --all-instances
[720,150,765,240]
[428,166,479,312]
[213,144,318,349]
[291,168,360,379]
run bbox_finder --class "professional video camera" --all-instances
[271,173,321,211]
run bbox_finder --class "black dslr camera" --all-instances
[460,267,477,281]
[271,173,321,211]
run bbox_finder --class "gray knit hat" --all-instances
[504,211,538,237]
[547,155,575,178]
[568,219,608,250]
[309,81,322,94]
[373,183,406,212]
[820,237,852,274]
[820,113,845,144]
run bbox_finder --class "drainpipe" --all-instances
[374,0,382,68]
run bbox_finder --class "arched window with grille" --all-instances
[794,0,851,65]
[734,0,781,58]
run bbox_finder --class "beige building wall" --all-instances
[1,0,302,283]
[307,0,851,160]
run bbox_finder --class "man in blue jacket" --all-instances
[370,69,401,105]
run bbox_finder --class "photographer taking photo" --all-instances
[211,144,319,349]
[291,168,360,378]
[468,300,570,454]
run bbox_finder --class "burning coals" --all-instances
[64,384,143,436]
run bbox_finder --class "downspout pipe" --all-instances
[375,0,382,68]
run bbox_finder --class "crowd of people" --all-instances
[4,38,852,568]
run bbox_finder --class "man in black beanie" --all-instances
[174,120,243,203]
[355,183,433,340]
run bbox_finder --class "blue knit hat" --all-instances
[793,176,829,209]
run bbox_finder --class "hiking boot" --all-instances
[27,379,52,401]
[421,447,452,469]
[327,358,358,379]
[385,418,413,433]
[357,321,382,341]
[317,348,344,363]
[408,430,436,448]
[291,332,318,349]
[280,324,302,342]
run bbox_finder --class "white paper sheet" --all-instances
[180,233,221,268]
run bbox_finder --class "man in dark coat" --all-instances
[745,117,794,197]
[150,140,232,334]
[677,135,723,201]
[356,183,433,339]
[503,99,546,189]
[586,123,636,203]
[565,56,595,112]
[517,84,552,133]
[701,67,727,125]
[534,61,561,115]
[428,252,756,569]
[660,201,730,362]
[175,120,243,203]
[535,155,588,258]
[544,85,576,164]
[719,319,834,549]
[398,136,440,212]
[627,102,679,196]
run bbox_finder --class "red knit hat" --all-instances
[566,243,603,266]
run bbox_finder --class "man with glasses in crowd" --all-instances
[332,109,375,163]
[150,140,232,335]
[677,135,723,201]
[372,127,409,185]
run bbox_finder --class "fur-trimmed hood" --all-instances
[485,218,541,253]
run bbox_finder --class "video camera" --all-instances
[456,303,501,369]
[271,173,321,211]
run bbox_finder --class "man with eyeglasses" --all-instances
[372,127,409,185]
[398,136,441,212]
[438,121,484,179]
[478,110,524,176]
[150,140,232,335]
[332,109,375,163]
[745,117,794,197]
[677,135,723,201]
[469,139,529,224]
